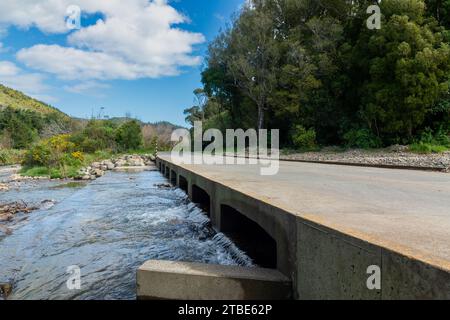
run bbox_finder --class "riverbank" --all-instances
[15,154,157,182]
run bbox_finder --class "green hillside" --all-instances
[0,84,74,150]
[0,84,67,116]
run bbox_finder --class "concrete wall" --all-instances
[137,260,292,300]
[153,158,450,300]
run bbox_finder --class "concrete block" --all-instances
[137,260,292,300]
[296,221,382,300]
[381,250,450,300]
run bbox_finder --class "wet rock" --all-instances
[0,283,12,299]
[40,200,56,210]
[0,225,12,236]
[0,183,9,192]
[93,169,104,178]
[154,183,173,189]
[0,213,13,222]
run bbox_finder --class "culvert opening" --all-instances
[192,185,210,216]
[179,175,188,193]
[165,167,170,179]
[170,170,177,185]
[220,205,277,269]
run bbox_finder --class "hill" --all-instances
[0,84,67,117]
[0,84,73,149]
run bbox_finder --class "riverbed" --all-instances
[0,169,252,300]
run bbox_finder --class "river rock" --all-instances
[0,283,12,299]
[91,162,101,169]
[127,157,145,167]
[103,161,115,170]
[115,159,127,167]
[0,183,9,192]
[91,169,104,178]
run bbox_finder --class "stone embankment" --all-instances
[75,154,156,181]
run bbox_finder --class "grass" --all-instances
[20,165,81,179]
[409,143,449,154]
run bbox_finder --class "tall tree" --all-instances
[227,1,280,130]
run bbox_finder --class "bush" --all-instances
[291,125,317,150]
[23,134,82,168]
[115,120,143,151]
[0,149,25,165]
[409,128,450,154]
[343,128,382,149]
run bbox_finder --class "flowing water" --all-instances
[0,169,252,300]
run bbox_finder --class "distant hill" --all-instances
[0,84,68,117]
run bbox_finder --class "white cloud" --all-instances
[6,0,205,81]
[64,81,110,96]
[0,60,53,100]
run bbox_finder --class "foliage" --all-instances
[115,120,143,151]
[184,0,450,149]
[0,149,25,165]
[23,134,81,168]
[410,127,450,153]
[291,125,317,150]
[70,120,117,153]
[343,128,383,149]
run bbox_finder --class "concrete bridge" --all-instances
[138,153,450,300]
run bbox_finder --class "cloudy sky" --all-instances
[0,0,243,125]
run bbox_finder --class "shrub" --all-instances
[291,125,317,150]
[343,128,382,149]
[23,134,80,168]
[0,149,25,165]
[410,127,450,154]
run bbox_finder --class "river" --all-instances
[0,168,252,300]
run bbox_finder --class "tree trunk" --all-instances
[257,105,265,130]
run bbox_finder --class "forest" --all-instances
[184,0,450,151]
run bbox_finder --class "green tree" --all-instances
[359,0,450,142]
[115,120,143,151]
[227,2,280,130]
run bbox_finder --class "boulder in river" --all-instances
[0,283,12,299]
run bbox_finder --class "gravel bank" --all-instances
[281,146,450,172]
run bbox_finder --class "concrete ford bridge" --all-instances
[138,153,450,300]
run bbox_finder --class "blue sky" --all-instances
[0,0,244,126]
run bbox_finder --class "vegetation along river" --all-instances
[0,168,252,300]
